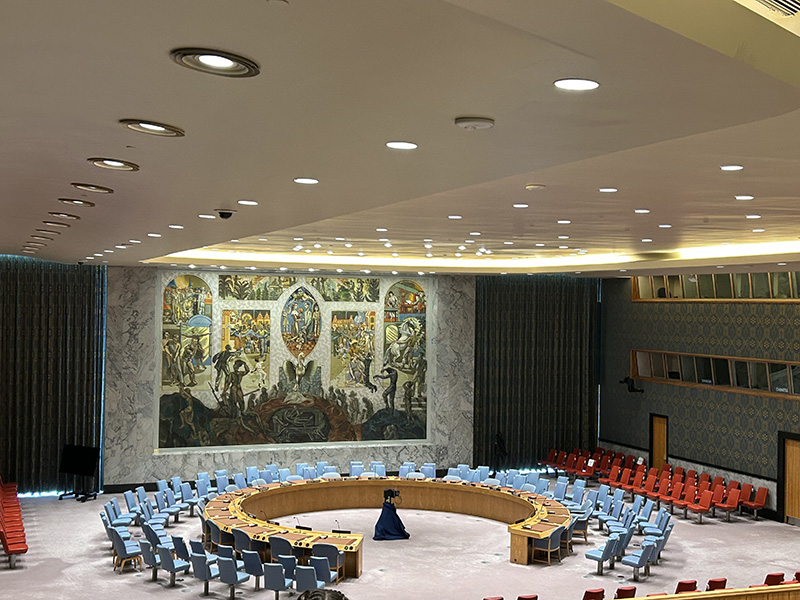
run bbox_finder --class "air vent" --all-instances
[753,0,800,16]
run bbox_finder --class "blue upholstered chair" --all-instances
[154,490,181,523]
[269,535,303,560]
[296,462,309,476]
[586,532,619,575]
[350,463,365,477]
[303,466,317,480]
[190,552,220,596]
[218,544,244,569]
[158,543,190,587]
[278,468,291,482]
[512,475,527,490]
[264,562,293,600]
[165,488,190,516]
[421,463,436,479]
[526,471,540,485]
[532,525,564,565]
[104,501,134,528]
[315,462,328,478]
[109,527,142,573]
[171,535,193,572]
[295,565,325,593]
[189,539,218,564]
[197,472,217,494]
[620,541,655,581]
[310,555,336,584]
[142,521,172,550]
[276,554,297,579]
[216,474,230,492]
[286,474,304,482]
[140,498,170,528]
[246,466,260,483]
[218,556,250,600]
[373,464,387,477]
[170,476,184,500]
[312,542,345,583]
[233,472,248,489]
[180,482,201,516]
[241,549,266,590]
[139,539,161,581]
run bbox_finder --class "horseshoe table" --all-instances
[203,477,571,576]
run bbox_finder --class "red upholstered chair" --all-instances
[713,488,741,521]
[542,449,557,466]
[708,484,726,517]
[706,578,727,591]
[741,486,768,520]
[483,597,504,600]
[614,586,637,598]
[780,571,800,585]
[599,465,621,486]
[517,596,538,600]
[622,470,645,495]
[660,482,683,514]
[710,475,724,490]
[672,484,696,518]
[610,468,632,492]
[687,489,714,523]
[675,580,697,593]
[686,469,697,481]
[673,466,684,479]
[582,588,605,600]
[647,474,671,503]
[765,573,785,586]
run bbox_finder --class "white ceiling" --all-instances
[4,0,800,276]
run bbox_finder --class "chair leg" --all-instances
[698,513,703,524]
[151,567,158,581]
[633,567,640,582]
[754,509,760,521]
[254,575,261,590]
[170,571,176,587]
[229,584,236,600]
[596,562,603,576]
[203,580,210,596]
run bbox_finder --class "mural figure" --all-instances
[281,287,320,357]
[309,277,380,302]
[221,309,270,389]
[161,275,211,391]
[330,311,375,389]
[373,366,398,411]
[219,274,297,300]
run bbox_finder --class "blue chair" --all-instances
[190,538,218,563]
[373,464,386,477]
[225,484,239,493]
[572,511,592,543]
[535,478,549,495]
[233,526,269,560]
[260,469,275,484]
[109,527,142,573]
[310,555,336,584]
[110,496,136,522]
[620,541,655,581]
[586,532,619,575]
[405,471,425,479]
[241,549,266,590]
[565,479,586,502]
[154,490,181,522]
[197,472,217,494]
[323,465,338,474]
[265,464,279,478]
[315,462,328,478]
[526,471,540,485]
[170,476,184,500]
[180,482,201,516]
[644,523,673,565]
[512,474,527,490]
[158,544,190,587]
[214,469,228,479]
[442,474,461,482]
[507,468,520,481]
[276,554,296,579]
[552,480,568,501]
[269,535,304,561]
[369,460,384,473]
[598,501,624,531]
[595,484,610,508]
[351,463,365,477]
[476,465,490,481]
[195,478,211,500]
[321,472,342,479]
[303,466,317,480]
[165,488,190,516]
[496,472,508,487]
[560,517,577,555]
[156,479,171,497]
[532,525,564,565]
[312,542,345,583]
[278,468,291,482]
[296,462,309,476]
[286,475,304,482]
[457,464,469,479]
[171,535,193,571]
[218,556,250,600]
[140,498,170,528]
[218,544,244,569]
[521,483,537,493]
[104,501,134,528]
[190,552,220,596]
[246,466,260,483]
[264,562,293,600]
[233,472,247,489]
[99,512,130,542]
[216,474,230,492]
[139,539,161,581]
[208,518,235,549]
[295,564,324,593]
[251,478,267,486]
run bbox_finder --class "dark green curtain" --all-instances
[474,275,600,469]
[0,256,106,493]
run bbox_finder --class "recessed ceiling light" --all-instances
[198,214,216,219]
[557,220,571,224]
[376,228,388,232]
[735,195,754,201]
[148,233,161,238]
[454,253,462,257]
[525,183,546,191]
[423,238,433,242]
[30,235,53,241]
[335,237,345,241]
[71,183,113,193]
[391,253,398,257]
[512,203,528,209]
[558,235,569,239]
[778,262,787,266]
[21,250,36,254]
[745,214,761,219]
[36,229,60,235]
[120,119,185,137]
[85,256,94,260]
[294,177,318,185]
[634,209,650,214]
[48,212,80,220]
[620,269,627,272]
[558,245,569,249]
[658,224,672,228]
[308,268,315,272]
[386,141,417,150]
[59,198,95,207]
[642,238,653,243]
[344,243,353,248]
[448,215,462,220]
[258,238,268,242]
[93,253,103,257]
[280,267,288,271]
[599,187,618,193]
[535,243,545,247]
[716,265,725,269]
[103,249,114,253]
[168,224,184,229]
[720,165,743,171]
[504,241,513,245]
[88,157,140,171]
[128,239,141,244]
[384,242,392,248]
[170,48,260,77]
[418,271,425,276]
[293,237,304,241]
[361,269,371,274]
[238,199,258,206]
[246,266,256,270]
[357,252,365,256]
[752,228,765,233]
[391,271,398,275]
[553,78,600,91]
[334,268,343,273]
[378,238,389,242]
[426,253,433,257]
[311,243,320,248]
[458,245,466,251]
[327,250,334,255]
[454,116,495,131]
[465,239,475,244]
[219,265,227,269]
[424,244,432,249]
[25,241,46,247]
[470,232,481,236]
[115,245,128,249]
[304,249,311,253]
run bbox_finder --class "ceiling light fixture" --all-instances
[642,238,653,243]
[469,232,481,236]
[294,177,318,185]
[115,245,127,249]
[168,224,184,229]
[148,233,162,237]
[36,229,60,235]
[129,239,141,244]
[735,195,754,201]
[376,228,388,232]
[535,243,545,247]
[512,203,528,209]
[752,228,765,233]
[557,220,571,224]
[120,119,185,137]
[599,187,618,193]
[634,209,650,214]
[386,141,417,150]
[504,241,513,245]
[720,165,744,171]
[553,78,600,91]
[558,235,569,239]
[71,183,113,194]
[454,116,495,131]
[448,215,462,220]
[238,199,258,206]
[525,184,546,191]
[170,48,260,77]
[658,224,672,228]
[745,214,761,219]
[48,212,80,220]
[59,198,95,207]
[198,214,216,219]
[88,157,139,171]
[30,235,53,241]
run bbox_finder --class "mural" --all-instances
[330,311,376,389]
[280,287,321,358]
[309,277,380,302]
[161,275,212,390]
[219,274,297,300]
[158,274,427,448]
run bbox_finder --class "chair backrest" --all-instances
[196,479,209,497]
[706,578,727,591]
[295,565,321,591]
[546,525,564,549]
[286,475,303,482]
[764,573,784,586]
[572,479,586,498]
[321,472,342,479]
[157,479,170,495]
[181,482,196,501]
[277,554,296,579]
[739,483,753,504]
[214,469,228,478]
[484,477,501,486]
[264,562,289,591]
[142,522,161,547]
[198,472,212,486]
[217,556,244,585]
[241,550,264,576]
[278,468,291,482]
[232,527,253,552]
[265,464,279,477]
[476,465,489,481]
[225,484,239,493]
[139,539,159,568]
[172,535,190,561]
[420,465,435,479]
[208,519,222,545]
[233,472,247,489]
[669,482,684,500]
[512,475,527,490]
[725,488,741,507]
[615,586,637,599]
[316,462,328,477]
[216,475,230,491]
[124,490,139,512]
[352,464,366,477]
[190,553,212,580]
[246,466,259,482]
[582,589,605,600]
[374,464,387,476]
[675,580,697,593]
[310,555,332,582]
[269,536,293,558]
[630,494,643,514]
[443,475,461,481]
[698,489,713,509]
[554,480,567,501]
[218,544,236,560]
[753,486,768,506]
[312,542,343,567]
[171,476,183,496]
[260,470,275,484]
[165,488,181,507]
[603,533,620,560]
[189,539,206,555]
[398,465,411,478]
[158,544,178,570]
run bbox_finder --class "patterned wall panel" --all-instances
[600,278,800,479]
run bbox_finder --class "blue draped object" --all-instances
[373,501,410,540]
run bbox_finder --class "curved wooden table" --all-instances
[204,477,570,576]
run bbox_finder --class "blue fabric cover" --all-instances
[373,501,410,540]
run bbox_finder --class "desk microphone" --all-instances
[294,516,302,528]
[335,519,340,530]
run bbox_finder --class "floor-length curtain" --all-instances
[474,275,599,469]
[0,256,106,493]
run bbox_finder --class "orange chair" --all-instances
[741,486,768,520]
[541,449,557,467]
[708,484,726,517]
[750,573,784,587]
[713,488,741,521]
[672,484,696,517]
[583,589,605,600]
[610,468,632,492]
[687,489,714,523]
[598,465,621,486]
[614,586,637,599]
[737,483,753,512]
[706,578,727,590]
[660,482,683,514]
[675,580,697,593]
[517,596,538,599]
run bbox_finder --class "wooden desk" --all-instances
[204,477,569,573]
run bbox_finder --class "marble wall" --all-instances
[103,267,475,486]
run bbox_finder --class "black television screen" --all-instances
[58,444,100,477]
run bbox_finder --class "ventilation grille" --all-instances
[753,0,800,16]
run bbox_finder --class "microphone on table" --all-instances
[332,519,351,534]
[335,519,340,530]
[294,516,311,531]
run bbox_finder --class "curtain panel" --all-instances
[474,275,600,469]
[0,256,106,493]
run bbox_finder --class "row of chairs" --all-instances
[1,476,27,569]
[642,571,800,596]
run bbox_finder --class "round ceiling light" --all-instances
[294,177,319,185]
[238,199,258,206]
[36,228,61,235]
[720,165,744,171]
[71,183,113,194]
[88,157,140,171]
[554,78,600,91]
[30,235,53,241]
[454,116,495,131]
[170,48,260,78]
[525,183,546,191]
[59,198,95,207]
[119,119,185,137]
[386,141,418,150]
[48,212,80,220]
[599,187,618,193]
[42,221,70,228]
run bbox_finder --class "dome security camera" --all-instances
[215,208,237,219]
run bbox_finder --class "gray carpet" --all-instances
[2,494,798,599]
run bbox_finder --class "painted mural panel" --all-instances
[280,287,320,358]
[330,311,376,389]
[219,274,297,300]
[309,276,380,302]
[161,275,212,391]
[220,309,270,390]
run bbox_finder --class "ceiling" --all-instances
[5,0,800,276]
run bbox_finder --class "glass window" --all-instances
[792,273,800,298]
[665,354,681,379]
[636,351,652,377]
[712,358,731,386]
[752,273,770,298]
[637,276,653,299]
[683,275,699,299]
[698,274,715,298]
[734,361,750,388]
[790,365,800,395]
[680,355,696,383]
[769,363,790,393]
[714,274,733,298]
[667,275,683,298]
[696,357,713,384]
[652,276,668,299]
[733,273,751,299]
[651,353,666,378]
[750,362,769,390]
[771,272,791,299]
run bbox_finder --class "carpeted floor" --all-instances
[2,493,798,600]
